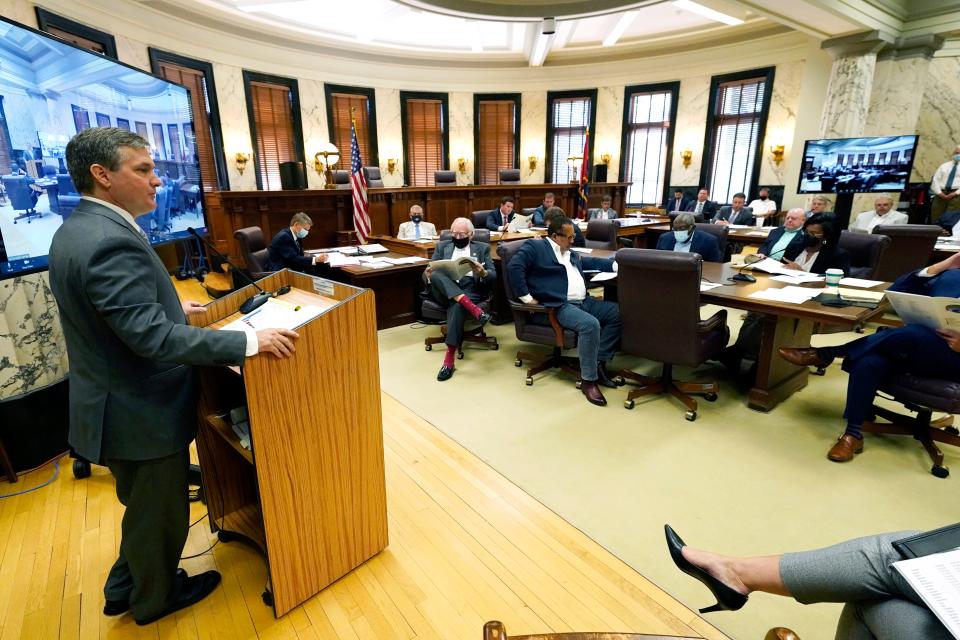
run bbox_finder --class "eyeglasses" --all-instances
[451,232,470,239]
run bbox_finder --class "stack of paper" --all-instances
[836,287,885,302]
[699,281,723,291]
[358,258,392,269]
[340,243,388,255]
[838,277,883,288]
[382,256,428,265]
[771,273,823,284]
[893,549,960,638]
[748,286,822,304]
[742,257,793,275]
[220,298,324,332]
[326,253,362,267]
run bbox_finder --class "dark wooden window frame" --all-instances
[699,67,776,203]
[323,83,379,167]
[473,93,521,186]
[149,48,230,190]
[619,81,680,207]
[399,90,449,187]
[35,8,118,59]
[545,89,598,184]
[241,70,306,191]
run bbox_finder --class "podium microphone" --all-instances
[187,227,271,314]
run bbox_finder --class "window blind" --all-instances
[330,92,372,172]
[95,112,111,128]
[72,105,90,133]
[548,96,591,183]
[157,61,222,191]
[404,98,445,187]
[477,99,516,185]
[116,118,130,131]
[135,121,149,141]
[623,89,673,205]
[707,78,766,203]
[151,123,167,160]
[167,124,182,163]
[249,80,297,191]
[46,26,107,55]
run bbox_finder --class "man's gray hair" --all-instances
[290,212,313,226]
[66,127,150,194]
[875,194,894,205]
[451,216,474,233]
[674,212,696,227]
[786,207,805,216]
[811,195,832,206]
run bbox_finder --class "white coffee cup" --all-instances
[825,268,843,287]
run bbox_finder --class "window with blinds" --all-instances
[135,122,149,140]
[152,50,228,191]
[621,83,678,205]
[401,92,448,187]
[325,84,378,171]
[474,95,520,185]
[704,70,773,204]
[36,9,118,58]
[72,105,90,133]
[151,123,167,160]
[116,118,130,131]
[243,71,305,191]
[96,112,111,128]
[546,91,596,183]
[168,124,183,163]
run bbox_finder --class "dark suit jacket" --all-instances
[266,228,314,272]
[532,204,549,226]
[783,244,851,276]
[713,206,755,226]
[685,199,718,218]
[890,268,960,297]
[486,208,514,231]
[666,197,692,213]
[758,226,806,259]
[938,210,960,233]
[427,240,497,286]
[508,238,614,307]
[655,230,722,263]
[48,199,247,464]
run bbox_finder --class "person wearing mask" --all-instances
[755,208,807,261]
[746,187,777,222]
[531,192,556,226]
[265,212,329,273]
[587,195,618,220]
[485,195,515,231]
[397,204,437,239]
[47,127,298,625]
[685,188,718,220]
[666,189,692,213]
[423,217,496,382]
[712,193,755,226]
[509,215,621,406]
[655,212,722,262]
[930,144,960,223]
[848,195,907,233]
[803,195,832,219]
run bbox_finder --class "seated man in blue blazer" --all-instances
[685,188,718,219]
[780,250,960,462]
[531,192,555,226]
[712,192,755,226]
[756,208,807,260]
[423,217,496,382]
[508,213,621,406]
[666,189,692,213]
[264,212,329,273]
[486,195,515,231]
[656,212,722,262]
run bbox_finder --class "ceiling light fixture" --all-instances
[541,17,556,35]
[530,32,552,66]
[671,0,743,26]
[602,11,638,47]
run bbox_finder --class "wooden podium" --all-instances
[188,269,388,616]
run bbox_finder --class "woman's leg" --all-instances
[835,598,951,640]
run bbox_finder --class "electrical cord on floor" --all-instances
[0,460,59,499]
[180,538,220,560]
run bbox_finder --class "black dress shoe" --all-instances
[596,362,621,389]
[437,365,455,381]
[477,311,491,325]
[104,568,187,616]
[664,524,747,614]
[135,570,222,625]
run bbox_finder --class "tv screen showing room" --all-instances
[797,135,918,195]
[0,16,208,279]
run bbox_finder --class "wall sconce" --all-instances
[770,144,785,165]
[680,149,693,168]
[386,158,397,174]
[235,152,251,175]
[313,142,340,189]
[457,157,467,173]
[528,155,538,171]
[600,153,611,165]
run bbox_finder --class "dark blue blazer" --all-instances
[938,210,960,233]
[666,197,692,213]
[685,199,718,218]
[758,226,806,258]
[890,268,960,298]
[655,230,722,263]
[485,208,514,231]
[532,204,547,226]
[265,228,314,271]
[508,239,614,307]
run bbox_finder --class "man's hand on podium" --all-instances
[182,300,206,315]
[256,328,299,358]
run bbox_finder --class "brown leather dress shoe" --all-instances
[827,434,864,462]
[778,347,832,368]
[580,380,607,406]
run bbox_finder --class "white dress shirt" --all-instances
[849,209,908,233]
[793,249,819,272]
[931,159,960,195]
[747,199,777,216]
[519,237,586,303]
[81,196,259,356]
[397,220,438,239]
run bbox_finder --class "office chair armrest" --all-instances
[508,300,550,314]
[697,308,727,333]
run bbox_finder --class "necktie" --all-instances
[730,210,738,224]
[414,223,421,239]
[947,161,958,191]
[696,202,703,215]
[675,199,681,211]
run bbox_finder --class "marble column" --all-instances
[817,31,895,139]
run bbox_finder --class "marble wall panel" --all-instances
[214,63,256,191]
[298,78,329,190]
[760,61,803,187]
[818,54,875,139]
[115,34,150,72]
[448,92,474,186]
[670,76,710,187]
[594,85,623,184]
[520,91,546,184]
[914,57,960,183]
[0,0,37,27]
[375,88,404,188]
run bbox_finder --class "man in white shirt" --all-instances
[849,195,908,233]
[587,195,618,220]
[930,144,960,223]
[397,204,437,239]
[747,187,777,224]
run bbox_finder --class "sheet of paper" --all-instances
[570,247,593,253]
[413,239,435,244]
[591,271,617,282]
[745,231,770,237]
[358,258,392,269]
[771,273,823,284]
[838,277,884,288]
[727,224,752,229]
[339,243,388,255]
[326,253,362,267]
[220,298,323,333]
[617,218,644,227]
[893,549,960,638]
[748,286,822,304]
[699,281,723,291]
[745,257,792,275]
[836,287,885,302]
[382,256,428,265]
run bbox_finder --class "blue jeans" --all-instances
[555,297,622,381]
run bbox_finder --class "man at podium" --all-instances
[48,127,299,626]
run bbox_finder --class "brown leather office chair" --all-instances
[435,170,457,186]
[838,230,890,279]
[692,222,728,259]
[483,621,800,640]
[871,224,941,282]
[585,219,618,250]
[616,249,728,421]
[233,226,273,279]
[860,373,960,478]
[499,169,521,184]
[362,166,384,187]
[498,239,580,386]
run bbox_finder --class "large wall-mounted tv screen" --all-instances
[797,135,918,195]
[0,16,208,279]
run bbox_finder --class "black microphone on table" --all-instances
[187,227,273,314]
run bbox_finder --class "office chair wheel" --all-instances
[515,359,523,367]
[424,344,432,351]
[217,530,241,543]
[72,459,91,479]
[685,411,697,422]
[704,393,718,402]
[624,399,635,410]
[814,367,827,376]
[613,376,625,386]
[261,589,274,607]
[945,426,959,436]
[931,464,950,479]
[457,351,464,360]
[490,342,499,350]
[575,380,582,389]
[525,377,533,386]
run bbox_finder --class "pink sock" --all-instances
[457,296,484,320]
[443,346,457,368]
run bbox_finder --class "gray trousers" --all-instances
[429,271,487,347]
[780,531,951,640]
[104,448,190,620]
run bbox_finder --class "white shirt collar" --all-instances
[81,195,141,231]
[546,236,567,260]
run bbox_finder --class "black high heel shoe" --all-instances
[664,524,748,614]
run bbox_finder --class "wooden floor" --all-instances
[0,391,727,640]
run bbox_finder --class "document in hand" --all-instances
[886,291,960,332]
[892,548,960,638]
[743,257,793,275]
[430,256,480,280]
[507,214,533,232]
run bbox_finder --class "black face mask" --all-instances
[759,195,768,200]
[411,215,422,223]
[453,236,470,249]
[804,232,824,248]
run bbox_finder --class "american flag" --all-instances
[349,119,371,243]
[576,130,590,220]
